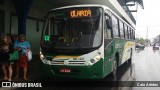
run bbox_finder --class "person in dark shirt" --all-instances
[0,35,14,81]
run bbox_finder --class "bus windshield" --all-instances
[41,7,103,54]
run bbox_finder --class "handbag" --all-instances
[26,50,32,61]
[9,50,19,61]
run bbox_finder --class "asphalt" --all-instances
[132,46,160,90]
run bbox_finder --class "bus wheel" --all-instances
[113,59,118,81]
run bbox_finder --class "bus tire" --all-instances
[112,57,118,81]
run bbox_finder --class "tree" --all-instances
[135,38,150,44]
[144,39,150,44]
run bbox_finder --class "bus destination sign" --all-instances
[70,10,92,18]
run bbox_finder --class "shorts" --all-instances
[0,58,14,65]
[16,55,28,68]
[0,60,14,65]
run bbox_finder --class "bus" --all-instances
[40,4,135,79]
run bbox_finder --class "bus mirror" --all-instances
[106,19,112,29]
[104,13,108,16]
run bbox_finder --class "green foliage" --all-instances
[135,38,150,44]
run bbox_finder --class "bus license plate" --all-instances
[60,69,71,73]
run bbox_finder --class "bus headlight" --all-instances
[40,52,45,60]
[95,56,101,60]
[90,55,101,64]
[40,52,51,65]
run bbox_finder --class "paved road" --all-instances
[1,46,160,90]
[132,46,160,90]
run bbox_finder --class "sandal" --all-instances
[8,79,12,81]
[23,77,28,81]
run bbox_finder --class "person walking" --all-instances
[0,35,14,81]
[15,34,31,80]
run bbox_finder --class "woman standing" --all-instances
[0,35,14,81]
[15,34,31,80]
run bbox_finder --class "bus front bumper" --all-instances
[40,59,104,79]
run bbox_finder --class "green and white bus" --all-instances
[40,5,135,79]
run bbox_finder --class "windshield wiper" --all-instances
[70,38,84,51]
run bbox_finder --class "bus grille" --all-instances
[50,60,64,65]
[50,60,86,66]
[68,61,86,65]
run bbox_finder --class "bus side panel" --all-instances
[121,41,135,64]
[103,39,115,77]
[114,39,122,66]
[103,38,128,77]
[117,39,126,66]
[113,39,134,66]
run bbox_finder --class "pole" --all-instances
[146,26,149,45]
[146,26,148,39]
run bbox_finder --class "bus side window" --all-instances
[127,26,129,39]
[130,28,132,40]
[112,15,119,38]
[119,20,124,38]
[131,29,133,40]
[128,28,131,40]
[106,18,112,29]
[124,24,128,39]
[133,30,135,40]
[104,13,112,39]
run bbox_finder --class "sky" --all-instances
[131,0,160,40]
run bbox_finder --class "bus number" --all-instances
[73,58,84,60]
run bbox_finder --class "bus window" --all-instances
[123,24,126,38]
[112,15,119,38]
[130,29,132,40]
[128,28,131,39]
[127,27,129,39]
[131,29,133,40]
[130,28,132,40]
[44,20,50,35]
[105,15,112,39]
[124,25,128,39]
[119,20,124,38]
[133,30,135,40]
